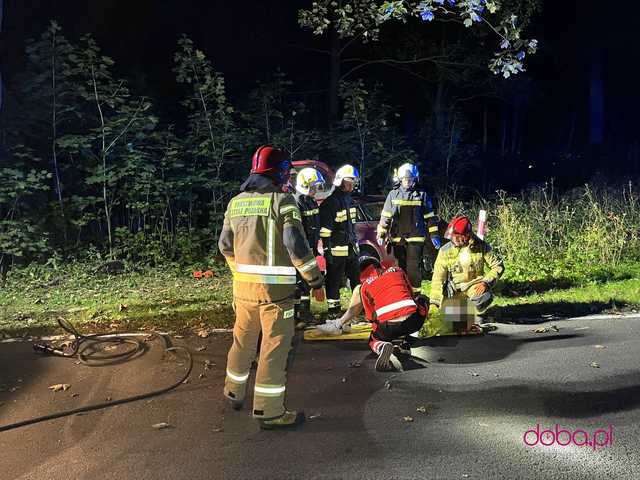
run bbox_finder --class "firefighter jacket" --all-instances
[429,235,504,307]
[294,192,320,256]
[319,187,357,257]
[218,174,323,303]
[360,267,419,322]
[377,187,440,244]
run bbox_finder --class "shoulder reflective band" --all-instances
[229,197,272,218]
[283,309,294,319]
[428,226,439,233]
[233,272,297,284]
[279,205,299,215]
[254,384,286,396]
[375,299,416,317]
[320,227,332,238]
[298,257,318,273]
[392,200,422,206]
[236,264,296,275]
[424,211,435,218]
[381,210,393,218]
[226,369,250,383]
[407,236,426,242]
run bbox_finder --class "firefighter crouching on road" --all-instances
[377,163,442,294]
[293,167,325,322]
[218,145,325,430]
[319,164,361,315]
[317,256,428,371]
[429,215,504,318]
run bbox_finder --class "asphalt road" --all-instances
[1,314,640,480]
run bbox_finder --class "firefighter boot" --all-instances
[259,410,305,430]
[226,391,244,411]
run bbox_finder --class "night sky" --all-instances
[2,0,640,187]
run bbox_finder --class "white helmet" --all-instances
[333,164,360,187]
[295,167,325,196]
[397,163,419,181]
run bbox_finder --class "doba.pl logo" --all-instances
[523,424,614,451]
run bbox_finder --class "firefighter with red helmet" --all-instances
[319,164,361,315]
[218,145,325,430]
[377,163,441,294]
[429,215,504,315]
[317,256,428,371]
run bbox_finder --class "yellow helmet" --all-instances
[333,164,360,187]
[295,167,325,195]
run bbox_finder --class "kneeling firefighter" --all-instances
[218,145,325,430]
[318,256,428,372]
[429,215,505,318]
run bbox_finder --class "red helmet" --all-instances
[251,145,289,176]
[445,216,472,239]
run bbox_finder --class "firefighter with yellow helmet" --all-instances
[218,145,325,430]
[319,164,360,315]
[377,162,442,293]
[293,167,325,322]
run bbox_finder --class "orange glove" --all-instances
[468,282,489,297]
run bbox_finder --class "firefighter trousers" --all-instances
[393,242,424,292]
[224,298,295,420]
[325,252,360,309]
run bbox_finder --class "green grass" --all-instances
[2,261,639,337]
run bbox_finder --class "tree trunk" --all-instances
[328,27,340,126]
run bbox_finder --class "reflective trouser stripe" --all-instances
[381,210,393,218]
[424,212,435,218]
[233,272,297,284]
[328,299,341,307]
[428,226,439,233]
[392,200,422,206]
[226,369,250,383]
[320,227,332,238]
[255,384,286,397]
[300,296,310,301]
[331,246,349,256]
[236,264,296,275]
[391,237,402,243]
[407,237,425,242]
[375,299,416,317]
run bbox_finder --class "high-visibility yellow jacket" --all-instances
[218,177,323,303]
[377,187,440,244]
[429,235,504,307]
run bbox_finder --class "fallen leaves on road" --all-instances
[402,416,414,422]
[49,383,70,392]
[532,325,560,333]
[204,360,215,370]
[416,404,436,415]
[348,361,361,368]
[152,422,171,429]
[341,377,347,383]
[196,329,210,338]
[309,413,322,420]
[594,345,606,349]
[590,362,600,368]
[467,371,480,377]
[384,380,392,390]
[196,346,207,352]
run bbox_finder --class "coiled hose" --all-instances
[0,318,192,432]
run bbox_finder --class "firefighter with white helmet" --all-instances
[319,164,361,315]
[377,162,442,293]
[218,145,325,429]
[293,167,325,322]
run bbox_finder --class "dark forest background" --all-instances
[1,0,639,279]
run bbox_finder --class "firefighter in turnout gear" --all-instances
[293,167,325,322]
[376,163,442,293]
[319,164,361,315]
[317,256,428,372]
[218,145,325,430]
[429,216,504,315]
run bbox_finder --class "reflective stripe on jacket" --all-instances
[218,183,323,303]
[319,188,357,256]
[360,267,417,322]
[294,192,320,255]
[377,187,439,242]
